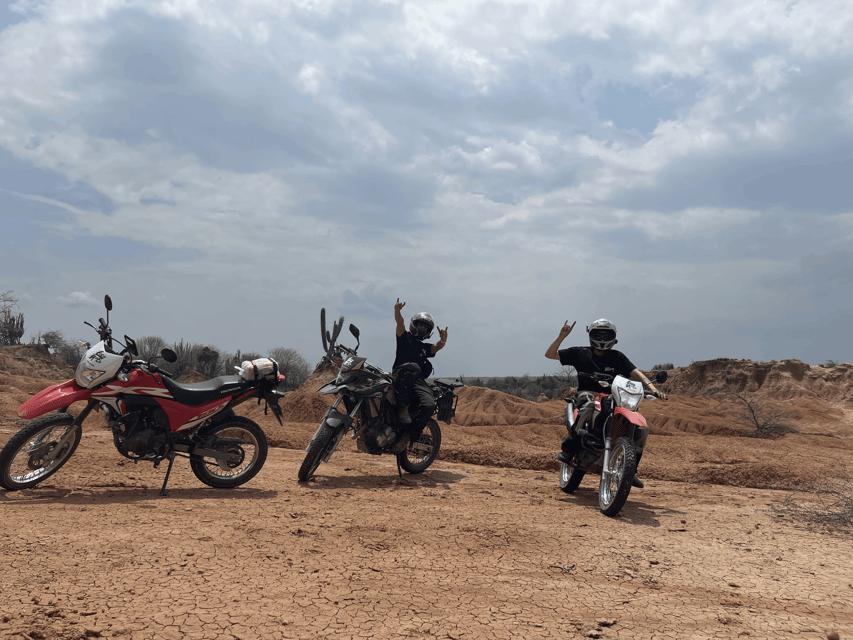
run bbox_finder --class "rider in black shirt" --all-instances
[393,298,448,451]
[545,318,666,488]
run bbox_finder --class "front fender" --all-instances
[18,379,92,419]
[614,406,647,428]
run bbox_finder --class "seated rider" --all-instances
[545,318,667,489]
[392,298,448,451]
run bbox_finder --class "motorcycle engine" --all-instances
[357,420,397,454]
[110,406,170,460]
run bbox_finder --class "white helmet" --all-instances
[409,312,435,340]
[587,318,617,351]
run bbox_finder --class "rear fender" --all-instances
[614,406,647,428]
[18,380,92,419]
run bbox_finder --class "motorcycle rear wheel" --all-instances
[397,419,441,474]
[559,462,585,494]
[190,417,268,489]
[0,413,81,490]
[298,420,338,481]
[598,436,636,517]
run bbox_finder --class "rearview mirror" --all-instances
[655,370,668,383]
[350,324,360,340]
[161,348,178,363]
[104,295,113,311]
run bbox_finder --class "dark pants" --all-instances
[393,364,435,440]
[563,391,649,461]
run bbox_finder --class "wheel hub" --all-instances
[27,442,56,470]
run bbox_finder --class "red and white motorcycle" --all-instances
[0,295,285,496]
[559,362,667,516]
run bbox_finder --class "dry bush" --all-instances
[772,478,853,536]
[731,392,796,439]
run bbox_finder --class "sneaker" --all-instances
[556,451,571,464]
[398,406,412,424]
[631,476,644,489]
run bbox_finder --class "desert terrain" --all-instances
[1,345,852,640]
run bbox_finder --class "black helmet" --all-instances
[587,318,617,351]
[409,312,435,340]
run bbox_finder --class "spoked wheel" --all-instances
[190,417,268,488]
[397,418,441,474]
[559,461,585,494]
[598,436,636,516]
[298,420,338,482]
[0,413,81,490]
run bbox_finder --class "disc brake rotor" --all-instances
[27,442,57,470]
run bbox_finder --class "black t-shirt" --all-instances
[558,346,636,393]
[393,331,435,378]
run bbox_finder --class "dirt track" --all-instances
[2,428,852,640]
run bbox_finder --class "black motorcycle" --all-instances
[298,311,462,481]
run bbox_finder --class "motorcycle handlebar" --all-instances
[147,362,173,379]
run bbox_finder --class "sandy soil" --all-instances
[2,348,853,639]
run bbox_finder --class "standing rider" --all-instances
[545,318,667,489]
[393,298,448,452]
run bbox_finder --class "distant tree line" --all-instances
[462,367,578,401]
[1,290,312,390]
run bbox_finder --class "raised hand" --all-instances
[558,320,576,339]
[394,298,406,313]
[438,326,448,343]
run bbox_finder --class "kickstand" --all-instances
[396,457,402,479]
[159,451,176,497]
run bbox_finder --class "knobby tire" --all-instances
[0,413,82,490]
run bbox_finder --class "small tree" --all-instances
[731,393,795,439]
[651,363,675,370]
[137,335,168,362]
[268,347,311,390]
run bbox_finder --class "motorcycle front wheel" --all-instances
[598,436,636,516]
[559,461,585,494]
[190,417,268,488]
[298,419,339,481]
[397,418,441,474]
[0,413,81,490]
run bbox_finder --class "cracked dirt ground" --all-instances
[1,428,851,640]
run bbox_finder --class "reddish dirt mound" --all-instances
[0,344,73,379]
[452,386,564,426]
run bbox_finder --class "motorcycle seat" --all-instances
[160,374,256,406]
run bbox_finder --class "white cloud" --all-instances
[57,291,100,307]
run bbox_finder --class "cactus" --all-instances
[319,308,345,360]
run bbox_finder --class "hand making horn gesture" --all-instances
[394,298,406,313]
[558,320,576,339]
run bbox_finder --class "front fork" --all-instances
[598,397,616,479]
[306,396,363,463]
[41,401,97,465]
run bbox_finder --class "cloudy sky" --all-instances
[2,0,852,377]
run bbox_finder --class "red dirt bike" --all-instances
[559,359,667,516]
[0,295,285,496]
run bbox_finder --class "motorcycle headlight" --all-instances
[613,387,642,412]
[75,360,105,388]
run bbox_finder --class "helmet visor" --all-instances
[589,328,615,343]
